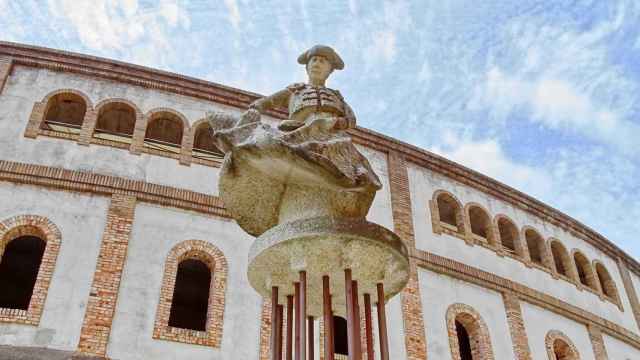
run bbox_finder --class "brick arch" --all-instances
[493,214,525,258]
[94,97,143,117]
[446,303,495,360]
[79,98,144,145]
[545,330,580,360]
[131,107,191,162]
[572,249,599,292]
[522,226,552,269]
[430,189,465,237]
[145,107,190,130]
[25,88,95,139]
[592,260,620,304]
[153,239,227,347]
[463,202,496,246]
[0,215,62,325]
[548,238,578,281]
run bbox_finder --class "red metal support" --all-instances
[323,276,334,360]
[376,283,389,360]
[352,280,362,360]
[295,282,301,360]
[364,294,374,360]
[308,316,314,360]
[271,286,279,360]
[287,295,294,360]
[345,269,355,360]
[300,271,307,360]
[277,304,284,360]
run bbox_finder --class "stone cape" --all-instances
[211,114,382,237]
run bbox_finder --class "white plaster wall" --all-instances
[603,333,640,359]
[407,162,638,335]
[0,183,108,351]
[107,203,261,360]
[359,145,394,230]
[521,302,595,360]
[418,268,516,359]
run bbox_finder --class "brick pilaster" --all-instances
[24,101,46,139]
[0,57,13,94]
[78,109,98,146]
[502,292,532,360]
[76,194,136,357]
[388,151,428,360]
[616,259,640,331]
[258,299,272,360]
[588,323,609,360]
[179,128,193,166]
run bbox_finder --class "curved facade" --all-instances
[0,42,638,359]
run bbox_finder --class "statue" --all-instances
[207,46,408,358]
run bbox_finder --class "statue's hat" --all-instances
[297,45,344,70]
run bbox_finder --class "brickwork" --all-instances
[445,303,494,360]
[153,239,228,347]
[501,292,532,360]
[258,299,272,360]
[387,151,428,360]
[587,324,609,360]
[0,56,12,94]
[544,330,580,360]
[76,194,136,357]
[0,215,61,325]
[617,259,640,332]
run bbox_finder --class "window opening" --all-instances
[525,229,544,266]
[42,93,87,133]
[468,206,491,241]
[168,259,211,331]
[437,193,461,229]
[144,113,184,152]
[0,236,46,310]
[497,218,517,254]
[333,315,349,356]
[550,241,569,277]
[456,320,473,360]
[95,102,135,143]
[193,123,223,160]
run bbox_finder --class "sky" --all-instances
[1,0,639,258]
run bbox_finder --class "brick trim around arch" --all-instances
[153,239,228,348]
[446,303,495,360]
[545,330,580,360]
[0,215,62,325]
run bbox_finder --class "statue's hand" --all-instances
[332,116,350,130]
[237,108,261,127]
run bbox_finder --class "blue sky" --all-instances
[1,0,639,258]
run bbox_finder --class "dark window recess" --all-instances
[168,259,211,331]
[455,320,473,360]
[437,194,459,228]
[145,115,183,146]
[43,94,87,127]
[0,236,46,310]
[333,315,349,355]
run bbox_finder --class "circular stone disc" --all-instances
[247,216,410,318]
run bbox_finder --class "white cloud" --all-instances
[430,133,552,197]
[364,30,396,65]
[224,0,241,30]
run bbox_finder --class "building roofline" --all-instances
[0,40,637,274]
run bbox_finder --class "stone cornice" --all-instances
[0,40,637,276]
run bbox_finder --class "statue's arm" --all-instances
[249,88,292,113]
[343,102,357,129]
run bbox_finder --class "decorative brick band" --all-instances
[76,194,136,357]
[501,292,532,360]
[617,259,640,332]
[587,324,608,360]
[544,330,580,360]
[388,151,428,360]
[446,303,495,360]
[0,215,61,326]
[411,249,640,350]
[153,240,228,347]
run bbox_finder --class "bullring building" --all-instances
[0,41,638,359]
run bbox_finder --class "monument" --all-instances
[208,45,409,360]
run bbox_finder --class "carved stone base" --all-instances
[247,216,409,318]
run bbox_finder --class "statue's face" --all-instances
[306,55,333,83]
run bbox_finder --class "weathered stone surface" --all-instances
[0,345,103,360]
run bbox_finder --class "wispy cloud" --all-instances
[223,0,241,30]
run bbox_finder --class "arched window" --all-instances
[94,102,136,142]
[0,236,46,310]
[144,112,184,150]
[595,262,618,300]
[467,205,492,243]
[447,304,494,360]
[192,122,223,159]
[496,217,518,255]
[168,259,211,331]
[333,315,349,356]
[436,192,463,232]
[545,330,580,360]
[525,229,545,267]
[154,240,228,347]
[550,240,571,278]
[573,251,597,290]
[42,93,87,132]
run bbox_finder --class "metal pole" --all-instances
[376,283,389,360]
[323,276,334,360]
[294,282,301,360]
[271,286,279,360]
[345,269,355,360]
[277,304,284,360]
[300,271,307,360]
[329,295,335,356]
[364,294,374,360]
[352,281,362,360]
[287,295,294,360]
[308,316,314,360]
